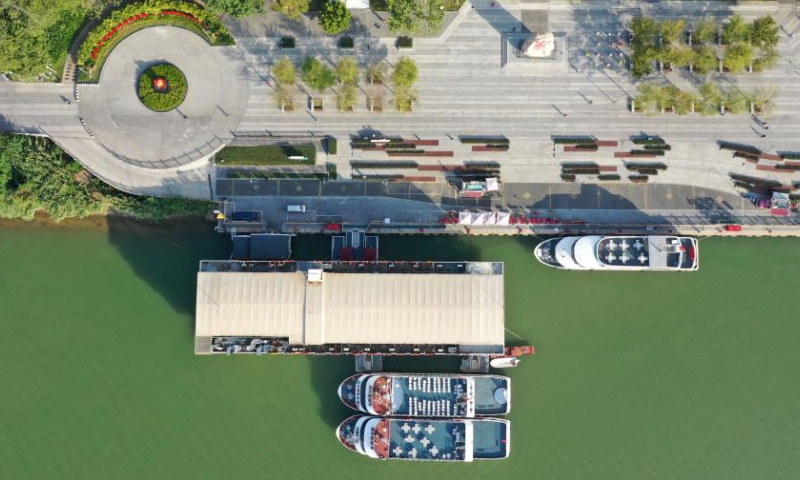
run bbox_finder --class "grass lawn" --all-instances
[215,145,317,166]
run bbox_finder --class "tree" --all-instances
[273,0,310,20]
[0,0,89,80]
[366,62,387,84]
[393,86,418,112]
[662,46,694,68]
[724,43,754,73]
[725,89,749,114]
[699,82,723,115]
[753,47,778,72]
[392,56,418,88]
[631,51,654,78]
[660,19,686,44]
[415,0,444,35]
[750,87,777,118]
[320,0,351,35]
[337,84,357,111]
[272,57,296,85]
[388,0,417,34]
[206,0,263,17]
[750,16,779,48]
[693,18,717,44]
[335,57,358,85]
[692,45,718,74]
[631,16,659,45]
[722,14,750,45]
[302,57,335,94]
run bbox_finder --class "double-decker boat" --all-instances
[338,373,511,418]
[534,235,699,271]
[337,415,510,461]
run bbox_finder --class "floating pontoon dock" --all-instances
[194,260,506,356]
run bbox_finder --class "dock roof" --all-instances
[196,269,505,347]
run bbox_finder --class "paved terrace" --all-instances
[1,1,800,204]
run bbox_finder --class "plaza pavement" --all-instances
[1,1,800,208]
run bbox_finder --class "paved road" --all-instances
[2,0,800,200]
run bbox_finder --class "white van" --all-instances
[287,204,306,213]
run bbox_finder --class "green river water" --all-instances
[0,217,798,480]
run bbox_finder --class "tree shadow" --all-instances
[105,215,229,320]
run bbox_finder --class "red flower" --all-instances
[91,53,97,59]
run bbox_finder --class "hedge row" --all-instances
[643,144,671,151]
[630,149,665,156]
[780,152,800,160]
[729,173,782,188]
[553,137,596,145]
[626,162,667,170]
[720,141,761,155]
[78,0,233,67]
[460,137,510,145]
[632,137,665,145]
[629,175,649,183]
[598,174,621,181]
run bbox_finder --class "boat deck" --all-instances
[391,376,469,417]
[597,237,652,267]
[388,419,466,460]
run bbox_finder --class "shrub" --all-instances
[393,86,418,112]
[387,0,417,34]
[552,137,596,145]
[326,137,338,155]
[629,175,649,183]
[302,57,335,93]
[460,137,510,145]
[632,137,664,145]
[664,46,694,69]
[392,56,418,88]
[560,174,576,182]
[598,174,621,181]
[397,36,413,49]
[138,64,187,111]
[338,36,354,49]
[273,57,296,85]
[320,0,352,35]
[280,36,296,49]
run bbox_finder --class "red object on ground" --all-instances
[725,225,742,232]
[771,208,790,216]
[505,345,535,356]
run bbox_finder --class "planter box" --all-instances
[597,166,618,172]
[595,140,618,147]
[397,36,413,49]
[423,151,454,157]
[338,37,354,49]
[759,153,782,161]
[564,145,599,152]
[472,146,508,152]
[279,37,295,49]
[401,176,437,182]
[403,139,439,146]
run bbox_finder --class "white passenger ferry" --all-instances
[534,235,699,271]
[338,373,511,418]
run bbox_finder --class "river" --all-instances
[0,217,798,479]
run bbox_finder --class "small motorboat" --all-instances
[489,357,520,368]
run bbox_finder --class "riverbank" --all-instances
[1,219,799,479]
[0,134,213,222]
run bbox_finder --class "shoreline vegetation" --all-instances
[0,133,212,222]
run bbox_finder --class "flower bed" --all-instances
[78,0,234,80]
[138,64,187,111]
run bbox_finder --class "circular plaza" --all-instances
[78,26,248,169]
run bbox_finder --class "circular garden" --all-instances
[138,63,187,112]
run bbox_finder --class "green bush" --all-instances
[337,84,357,112]
[693,19,717,44]
[397,36,413,49]
[598,174,621,181]
[724,43,754,73]
[751,16,779,48]
[320,0,351,35]
[722,14,750,45]
[138,64,187,112]
[273,57,296,85]
[335,58,358,85]
[326,137,338,155]
[338,36,355,49]
[693,45,718,74]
